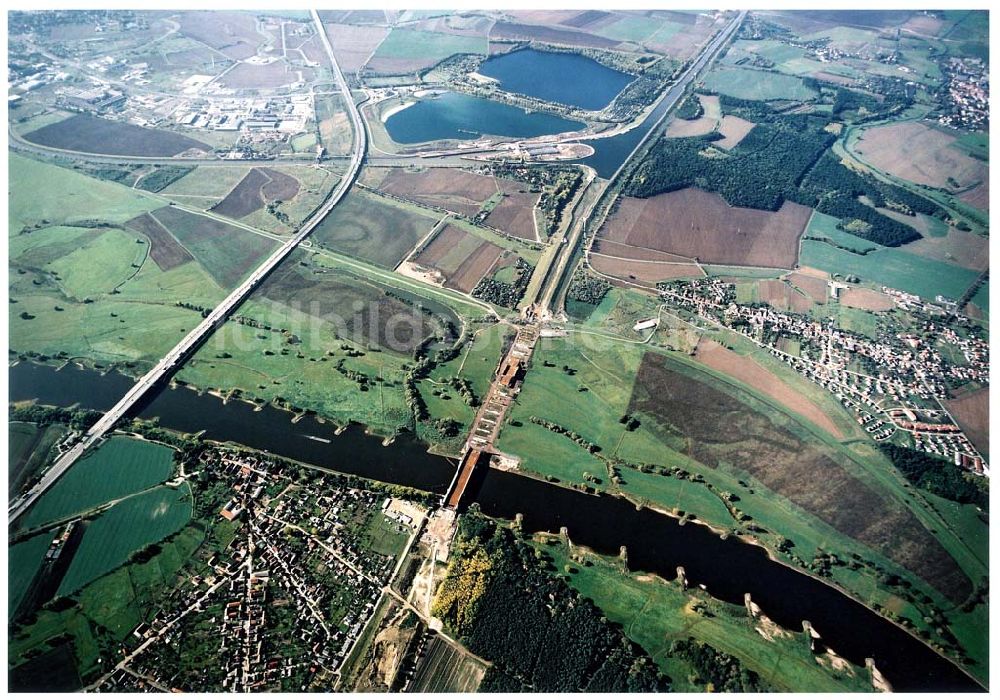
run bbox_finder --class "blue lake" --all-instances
[384,92,585,144]
[478,48,634,111]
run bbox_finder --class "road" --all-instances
[9,11,366,526]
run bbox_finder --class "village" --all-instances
[658,277,988,474]
[91,448,428,692]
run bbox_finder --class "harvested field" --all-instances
[629,353,970,601]
[811,70,858,86]
[409,636,486,693]
[839,287,894,312]
[758,279,813,313]
[260,259,442,352]
[24,114,209,157]
[311,189,439,268]
[853,122,988,193]
[323,23,391,72]
[666,95,720,138]
[412,225,502,293]
[694,338,842,438]
[716,115,756,149]
[560,10,615,29]
[378,168,498,217]
[124,213,194,271]
[646,13,723,60]
[591,254,703,284]
[176,11,262,60]
[944,386,988,459]
[599,188,810,268]
[901,227,989,271]
[490,21,621,49]
[484,191,539,240]
[150,206,278,288]
[592,239,694,263]
[211,167,300,219]
[958,181,989,212]
[786,271,828,303]
[220,60,298,89]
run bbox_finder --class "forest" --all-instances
[433,512,666,692]
[880,445,989,510]
[627,96,943,247]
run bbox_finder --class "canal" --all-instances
[9,361,983,692]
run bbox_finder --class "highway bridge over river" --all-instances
[9,11,365,525]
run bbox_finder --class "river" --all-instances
[8,361,983,692]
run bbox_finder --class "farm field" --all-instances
[590,254,703,284]
[9,533,52,620]
[210,167,301,219]
[411,224,504,293]
[219,60,300,89]
[145,206,279,288]
[665,94,720,137]
[175,10,263,60]
[408,636,486,692]
[20,436,175,529]
[368,28,485,73]
[700,67,817,101]
[484,190,540,240]
[310,188,439,268]
[125,212,194,270]
[716,115,756,149]
[23,114,211,157]
[850,122,988,201]
[57,485,193,596]
[496,331,985,656]
[629,353,970,601]
[534,539,873,692]
[9,422,65,496]
[800,238,981,301]
[159,165,251,199]
[373,167,499,217]
[944,386,989,459]
[692,338,841,438]
[9,154,158,230]
[322,22,390,72]
[838,287,895,312]
[598,189,810,268]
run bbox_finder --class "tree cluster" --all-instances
[881,444,988,510]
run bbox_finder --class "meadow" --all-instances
[368,28,485,73]
[21,437,175,529]
[9,533,52,620]
[700,67,817,101]
[535,538,873,692]
[9,422,65,496]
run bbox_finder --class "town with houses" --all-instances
[86,447,440,693]
[657,278,989,474]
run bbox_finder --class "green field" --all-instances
[535,538,873,692]
[360,512,410,558]
[9,154,158,232]
[372,28,486,62]
[21,437,175,528]
[57,485,193,596]
[10,158,229,367]
[311,188,440,268]
[9,523,205,683]
[800,238,980,301]
[9,422,65,496]
[9,533,52,620]
[701,67,817,101]
[148,206,279,288]
[495,333,987,674]
[160,165,251,198]
[803,210,879,253]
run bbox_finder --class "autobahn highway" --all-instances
[9,12,366,525]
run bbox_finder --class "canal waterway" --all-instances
[478,48,634,111]
[383,91,585,144]
[9,361,983,692]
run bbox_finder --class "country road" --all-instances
[9,13,366,526]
